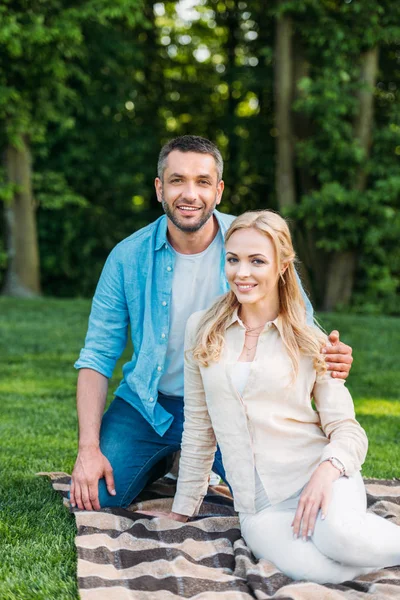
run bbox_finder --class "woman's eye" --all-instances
[226,257,238,263]
[253,259,265,265]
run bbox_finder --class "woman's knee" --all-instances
[313,509,366,563]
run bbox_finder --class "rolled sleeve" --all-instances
[313,371,368,476]
[74,248,129,378]
[172,313,217,517]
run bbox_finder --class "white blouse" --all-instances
[172,309,368,516]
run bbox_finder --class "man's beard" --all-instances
[161,194,217,233]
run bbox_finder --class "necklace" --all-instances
[244,341,259,352]
[243,330,261,352]
[241,317,268,333]
[243,322,264,333]
[239,310,269,355]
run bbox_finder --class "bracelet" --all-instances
[324,456,345,476]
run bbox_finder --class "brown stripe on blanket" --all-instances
[78,546,237,570]
[77,522,242,545]
[78,574,260,595]
[41,472,400,599]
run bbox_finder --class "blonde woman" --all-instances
[151,210,400,583]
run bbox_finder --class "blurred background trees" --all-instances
[1,0,399,312]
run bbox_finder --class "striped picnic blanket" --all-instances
[45,473,400,599]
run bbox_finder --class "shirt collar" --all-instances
[155,210,226,252]
[227,307,283,336]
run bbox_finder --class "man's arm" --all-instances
[70,369,116,511]
[71,247,129,510]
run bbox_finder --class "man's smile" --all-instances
[177,205,201,212]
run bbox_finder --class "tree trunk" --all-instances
[323,47,379,311]
[274,7,295,209]
[291,35,323,304]
[353,47,379,191]
[2,137,41,297]
[223,1,240,197]
[323,252,357,311]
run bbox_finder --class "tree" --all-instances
[0,0,145,296]
[272,0,400,310]
[2,0,398,314]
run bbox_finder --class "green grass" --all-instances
[0,299,399,599]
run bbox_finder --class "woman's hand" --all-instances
[291,461,341,540]
[136,510,189,522]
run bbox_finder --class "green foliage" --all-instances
[289,184,368,252]
[0,0,399,311]
[34,172,88,210]
[0,0,147,142]
[281,0,400,312]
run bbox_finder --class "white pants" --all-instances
[240,472,400,584]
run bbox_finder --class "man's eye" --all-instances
[171,178,182,183]
[199,180,211,185]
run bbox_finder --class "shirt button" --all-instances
[167,266,172,272]
[149,397,154,403]
[162,301,167,306]
[161,333,166,339]
[157,366,162,372]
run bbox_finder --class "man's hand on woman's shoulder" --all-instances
[322,330,353,380]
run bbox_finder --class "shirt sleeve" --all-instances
[172,313,217,517]
[313,371,368,476]
[74,247,129,378]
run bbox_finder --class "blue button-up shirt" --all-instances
[75,210,313,435]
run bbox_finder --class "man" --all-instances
[70,135,353,511]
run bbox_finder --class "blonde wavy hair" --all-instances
[192,210,327,379]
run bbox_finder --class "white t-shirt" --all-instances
[158,233,223,397]
[230,361,252,396]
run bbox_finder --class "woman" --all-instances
[155,211,400,583]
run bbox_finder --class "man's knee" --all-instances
[98,477,130,508]
[97,453,176,508]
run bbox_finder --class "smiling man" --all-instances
[70,135,354,511]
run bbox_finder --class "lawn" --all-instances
[0,298,399,599]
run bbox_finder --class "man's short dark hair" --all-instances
[157,135,224,182]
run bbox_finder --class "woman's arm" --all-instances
[171,313,218,517]
[292,369,368,539]
[313,371,368,476]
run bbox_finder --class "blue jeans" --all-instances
[98,393,226,508]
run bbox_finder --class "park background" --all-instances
[0,1,399,598]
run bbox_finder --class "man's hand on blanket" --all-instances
[70,446,116,511]
[323,330,353,380]
[291,461,341,541]
[136,510,189,522]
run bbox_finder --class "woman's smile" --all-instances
[235,282,258,293]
